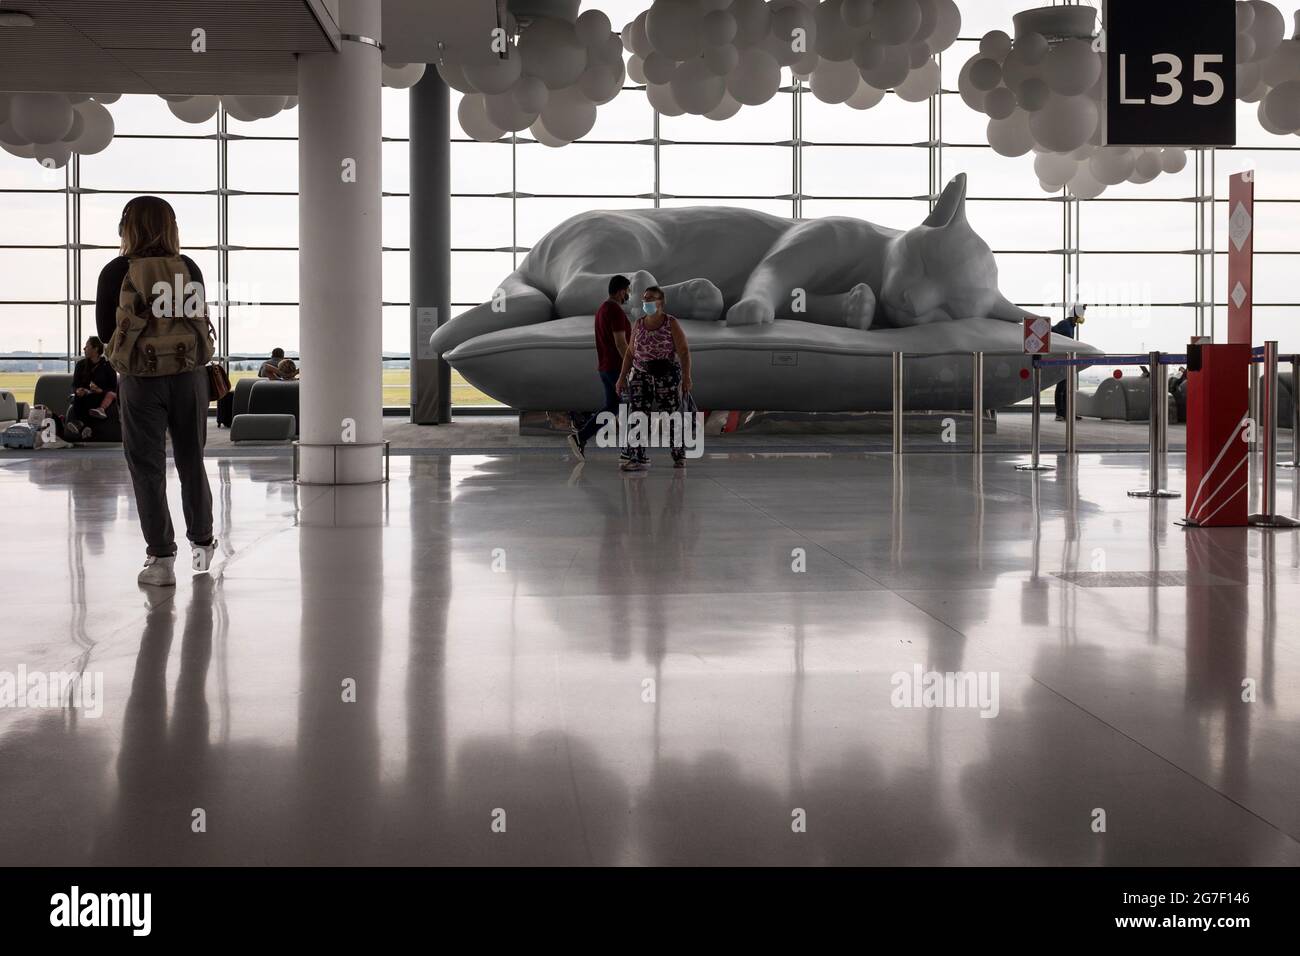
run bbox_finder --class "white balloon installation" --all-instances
[628,0,959,119]
[0,92,118,165]
[959,7,1188,198]
[430,8,626,145]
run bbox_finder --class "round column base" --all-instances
[293,441,390,486]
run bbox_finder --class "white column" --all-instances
[296,0,383,484]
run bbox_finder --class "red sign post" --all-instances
[1227,171,1254,345]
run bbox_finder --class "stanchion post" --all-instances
[1248,359,1260,454]
[1065,351,1077,456]
[892,351,903,457]
[1250,341,1300,528]
[1128,350,1179,498]
[1282,353,1299,470]
[972,351,984,456]
[1017,359,1053,472]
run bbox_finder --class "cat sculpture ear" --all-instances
[923,173,968,230]
[922,173,1028,323]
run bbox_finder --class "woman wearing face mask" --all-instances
[615,286,693,471]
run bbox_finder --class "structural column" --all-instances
[409,67,452,424]
[297,0,384,484]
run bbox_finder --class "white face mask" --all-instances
[642,301,658,315]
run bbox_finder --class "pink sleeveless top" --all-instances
[631,315,677,369]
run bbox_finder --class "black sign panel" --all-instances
[1105,0,1236,146]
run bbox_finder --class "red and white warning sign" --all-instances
[1023,316,1051,354]
[1228,171,1254,345]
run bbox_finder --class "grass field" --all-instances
[0,369,501,409]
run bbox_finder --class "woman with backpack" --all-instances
[97,196,217,586]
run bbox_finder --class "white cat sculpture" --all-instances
[430,174,1097,412]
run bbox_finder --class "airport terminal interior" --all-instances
[1,0,1298,868]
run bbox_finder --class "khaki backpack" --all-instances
[106,256,215,377]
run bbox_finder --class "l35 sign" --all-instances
[1104,0,1237,146]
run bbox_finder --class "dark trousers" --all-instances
[575,369,622,446]
[119,370,213,557]
[1054,379,1067,417]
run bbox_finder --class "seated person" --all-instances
[259,347,287,379]
[275,358,299,381]
[65,336,118,440]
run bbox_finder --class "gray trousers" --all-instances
[119,370,213,557]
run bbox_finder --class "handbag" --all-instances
[206,362,232,403]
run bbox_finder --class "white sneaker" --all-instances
[191,539,217,574]
[138,555,176,587]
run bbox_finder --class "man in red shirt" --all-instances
[569,275,632,460]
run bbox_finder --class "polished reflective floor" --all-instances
[1,449,1298,866]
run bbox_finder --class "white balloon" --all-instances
[727,46,781,105]
[1134,150,1163,180]
[907,42,931,69]
[873,0,922,46]
[1029,94,1098,153]
[842,0,875,29]
[957,60,986,112]
[1238,31,1258,64]
[580,61,624,104]
[11,92,74,144]
[852,36,885,72]
[540,84,598,140]
[1042,39,1099,96]
[461,52,520,95]
[484,89,537,132]
[0,137,37,158]
[1237,0,1257,33]
[730,0,772,48]
[168,95,220,124]
[897,58,941,102]
[437,60,476,94]
[60,109,85,143]
[629,11,654,57]
[704,43,740,75]
[1035,152,1077,189]
[767,2,815,66]
[847,80,887,110]
[927,0,961,53]
[646,81,686,116]
[520,16,588,90]
[382,62,426,89]
[34,141,72,169]
[622,20,637,54]
[979,30,1012,62]
[968,57,1002,93]
[814,0,855,62]
[987,111,1033,157]
[233,95,287,119]
[1261,39,1300,87]
[643,51,677,85]
[1159,147,1188,174]
[71,100,114,154]
[627,55,649,85]
[705,89,743,120]
[1090,147,1136,185]
[860,43,910,89]
[647,0,705,60]
[1248,1,1285,63]
[529,116,569,147]
[221,97,259,122]
[1017,31,1049,66]
[1238,62,1265,103]
[458,93,505,142]
[982,85,1016,119]
[575,8,613,48]
[1016,77,1051,112]
[91,93,122,104]
[0,93,9,126]
[811,57,862,103]
[513,74,550,114]
[672,56,728,113]
[913,0,940,44]
[703,8,738,47]
[592,33,625,67]
[1263,79,1300,132]
[1067,164,1105,199]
